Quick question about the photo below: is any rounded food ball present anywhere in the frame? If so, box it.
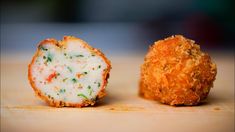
[139,35,217,106]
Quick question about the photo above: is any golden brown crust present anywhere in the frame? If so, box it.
[28,36,111,107]
[139,35,217,106]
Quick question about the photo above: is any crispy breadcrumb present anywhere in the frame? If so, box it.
[139,35,217,106]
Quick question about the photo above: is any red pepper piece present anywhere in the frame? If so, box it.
[46,72,57,82]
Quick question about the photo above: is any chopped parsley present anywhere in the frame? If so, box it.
[46,53,53,63]
[39,45,48,51]
[77,93,88,99]
[98,82,101,87]
[47,57,52,62]
[62,78,68,82]
[59,89,66,93]
[67,66,72,73]
[72,78,77,83]
[55,73,60,79]
[75,55,84,57]
[83,72,88,74]
[87,86,93,95]
[98,65,101,69]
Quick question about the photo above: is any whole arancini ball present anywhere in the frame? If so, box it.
[139,35,217,106]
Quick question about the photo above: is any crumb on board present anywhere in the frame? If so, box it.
[214,107,221,111]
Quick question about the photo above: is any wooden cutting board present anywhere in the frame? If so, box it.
[1,53,234,132]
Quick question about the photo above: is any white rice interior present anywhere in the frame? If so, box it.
[31,40,107,103]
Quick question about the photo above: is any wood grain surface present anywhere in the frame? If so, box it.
[1,53,234,132]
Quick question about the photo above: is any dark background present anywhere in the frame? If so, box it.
[1,0,235,55]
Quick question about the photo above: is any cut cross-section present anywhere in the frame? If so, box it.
[28,36,111,107]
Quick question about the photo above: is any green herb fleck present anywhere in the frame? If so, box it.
[47,57,52,62]
[55,73,60,79]
[70,56,73,59]
[39,45,48,51]
[43,56,46,59]
[59,89,66,93]
[98,82,101,87]
[83,72,88,74]
[63,78,68,82]
[77,93,88,99]
[67,66,72,73]
[64,53,67,56]
[75,55,84,57]
[98,65,101,69]
[72,78,77,83]
[87,86,92,95]
[91,54,95,57]
[88,85,91,89]
[46,53,53,63]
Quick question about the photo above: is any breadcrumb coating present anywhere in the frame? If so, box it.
[139,35,217,106]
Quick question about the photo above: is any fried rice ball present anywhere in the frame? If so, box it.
[139,35,217,106]
[28,36,111,107]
